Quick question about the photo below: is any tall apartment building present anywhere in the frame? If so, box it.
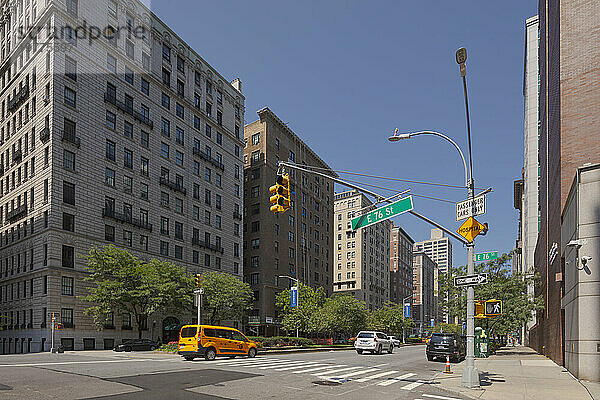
[0,0,245,353]
[333,190,391,311]
[389,225,413,305]
[532,0,600,377]
[412,252,436,334]
[243,107,334,336]
[414,228,452,322]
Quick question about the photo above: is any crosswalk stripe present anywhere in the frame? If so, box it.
[211,359,289,367]
[340,368,380,378]
[274,363,326,371]
[312,366,363,376]
[422,394,462,400]
[376,372,416,386]
[292,365,343,374]
[259,361,308,370]
[401,380,426,390]
[355,370,399,382]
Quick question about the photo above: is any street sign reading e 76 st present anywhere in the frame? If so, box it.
[475,251,498,262]
[351,196,413,230]
[454,273,488,287]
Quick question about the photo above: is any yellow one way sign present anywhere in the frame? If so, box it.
[457,217,486,242]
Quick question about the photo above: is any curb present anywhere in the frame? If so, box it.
[258,346,354,355]
[430,371,484,400]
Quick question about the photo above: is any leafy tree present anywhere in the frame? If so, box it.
[367,302,414,337]
[438,251,544,335]
[200,271,253,325]
[82,246,194,339]
[433,323,462,334]
[275,283,325,334]
[309,293,369,336]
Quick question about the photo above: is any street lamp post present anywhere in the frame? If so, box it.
[277,275,300,338]
[402,294,412,344]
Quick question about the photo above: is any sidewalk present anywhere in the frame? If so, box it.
[433,346,594,400]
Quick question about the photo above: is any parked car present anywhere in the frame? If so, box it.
[114,339,158,352]
[388,335,402,347]
[354,331,394,354]
[426,332,465,362]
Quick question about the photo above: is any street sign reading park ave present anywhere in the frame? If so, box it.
[455,194,486,221]
[475,251,498,262]
[454,273,488,287]
[456,216,486,242]
[351,196,414,230]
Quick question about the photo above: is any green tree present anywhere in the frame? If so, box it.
[433,323,462,334]
[200,271,253,325]
[367,302,414,337]
[82,246,194,339]
[276,283,325,334]
[309,293,369,336]
[438,252,544,335]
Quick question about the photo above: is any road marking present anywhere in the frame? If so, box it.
[212,358,289,366]
[339,368,379,378]
[354,370,399,382]
[372,363,388,368]
[401,380,426,390]
[376,372,416,386]
[259,361,308,369]
[422,394,462,400]
[274,363,327,371]
[0,359,154,368]
[292,365,343,374]
[312,366,363,376]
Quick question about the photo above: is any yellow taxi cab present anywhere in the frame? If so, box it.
[178,324,258,361]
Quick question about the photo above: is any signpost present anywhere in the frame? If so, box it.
[456,217,486,242]
[290,286,298,308]
[456,194,486,221]
[474,251,498,262]
[351,196,413,230]
[454,273,488,287]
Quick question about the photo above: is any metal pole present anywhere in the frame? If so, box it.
[51,313,55,353]
[197,293,201,326]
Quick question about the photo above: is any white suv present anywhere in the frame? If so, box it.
[354,331,393,354]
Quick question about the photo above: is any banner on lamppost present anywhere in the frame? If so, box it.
[404,303,411,318]
[290,286,298,308]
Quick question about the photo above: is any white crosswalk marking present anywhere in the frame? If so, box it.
[401,380,426,390]
[339,368,380,378]
[259,361,308,369]
[355,370,399,382]
[292,365,344,374]
[274,363,327,371]
[422,394,461,400]
[377,372,416,386]
[313,366,363,376]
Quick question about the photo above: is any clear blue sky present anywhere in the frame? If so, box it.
[150,0,538,268]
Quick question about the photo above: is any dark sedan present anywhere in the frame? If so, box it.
[114,339,158,352]
[426,333,465,363]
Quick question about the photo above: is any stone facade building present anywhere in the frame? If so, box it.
[412,251,436,334]
[0,0,245,353]
[389,225,413,306]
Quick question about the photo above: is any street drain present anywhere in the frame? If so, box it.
[313,380,341,386]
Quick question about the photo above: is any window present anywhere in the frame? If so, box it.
[175,246,183,260]
[162,68,170,86]
[216,174,222,188]
[64,86,76,107]
[65,56,77,81]
[161,92,170,109]
[140,157,149,176]
[206,80,212,95]
[140,183,148,200]
[176,103,184,119]
[142,52,150,71]
[67,0,78,16]
[162,44,171,61]
[106,111,116,129]
[176,127,184,145]
[141,78,149,95]
[124,67,134,85]
[252,133,260,145]
[161,142,169,158]
[205,189,211,205]
[123,175,133,193]
[175,151,183,166]
[177,80,185,97]
[62,213,75,232]
[63,181,75,205]
[205,102,212,117]
[63,150,75,171]
[251,150,260,163]
[216,131,222,145]
[177,56,185,73]
[175,197,183,213]
[61,308,74,327]
[161,192,169,207]
[123,148,133,169]
[62,245,74,268]
[61,276,74,295]
[250,273,259,285]
[141,130,149,147]
[105,168,115,186]
[124,121,133,139]
[125,39,134,59]
[216,110,222,125]
[107,54,117,73]
[122,313,131,328]
[205,167,211,182]
[161,118,170,136]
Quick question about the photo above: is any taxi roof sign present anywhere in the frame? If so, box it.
[457,216,486,242]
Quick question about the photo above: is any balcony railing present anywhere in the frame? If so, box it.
[7,204,27,222]
[102,207,153,231]
[159,176,187,195]
[233,211,242,221]
[192,237,224,253]
[104,92,154,129]
[40,127,50,143]
[192,147,225,171]
[7,84,30,113]
[61,130,81,147]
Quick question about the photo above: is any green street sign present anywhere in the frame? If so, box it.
[474,251,498,262]
[351,196,413,230]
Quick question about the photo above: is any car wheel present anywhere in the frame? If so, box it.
[427,354,434,361]
[388,345,393,354]
[125,347,132,352]
[150,346,156,351]
[377,346,382,355]
[205,347,217,361]
[356,349,363,354]
[184,356,194,361]
[247,348,257,358]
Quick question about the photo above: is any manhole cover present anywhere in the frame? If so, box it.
[313,380,342,386]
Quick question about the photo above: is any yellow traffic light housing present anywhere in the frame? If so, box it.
[195,274,201,288]
[269,174,291,213]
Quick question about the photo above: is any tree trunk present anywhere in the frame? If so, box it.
[138,328,143,339]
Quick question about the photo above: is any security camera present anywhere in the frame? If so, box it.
[567,239,587,248]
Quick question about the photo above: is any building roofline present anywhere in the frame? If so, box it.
[392,225,415,244]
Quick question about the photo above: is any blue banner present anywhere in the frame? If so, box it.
[430,318,435,328]
[404,303,410,318]
[290,286,298,308]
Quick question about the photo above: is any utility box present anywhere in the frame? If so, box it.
[475,327,489,358]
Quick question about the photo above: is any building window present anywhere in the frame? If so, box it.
[62,213,75,232]
[162,44,171,61]
[61,308,74,327]
[124,67,134,85]
[162,68,170,86]
[62,245,74,268]
[105,168,115,186]
[123,148,133,169]
[250,273,259,285]
[105,225,115,242]
[106,111,116,129]
[141,130,149,148]
[252,133,260,145]
[61,276,74,296]
[176,127,184,145]
[175,245,183,260]
[176,103,184,119]
[177,80,185,97]
[160,241,169,256]
[123,230,132,247]
[141,78,149,95]
[140,157,149,176]
[161,92,170,109]
[63,181,75,205]
[107,54,117,73]
[63,150,75,171]
[64,87,76,107]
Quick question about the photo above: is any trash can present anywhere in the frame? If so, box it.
[475,327,489,358]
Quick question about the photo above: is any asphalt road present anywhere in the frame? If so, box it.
[0,344,469,400]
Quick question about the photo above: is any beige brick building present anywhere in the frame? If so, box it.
[412,251,436,334]
[243,107,334,336]
[333,190,391,311]
[0,0,245,353]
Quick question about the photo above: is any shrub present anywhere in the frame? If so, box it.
[156,342,178,352]
[246,336,314,348]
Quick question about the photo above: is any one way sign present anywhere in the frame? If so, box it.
[454,273,488,287]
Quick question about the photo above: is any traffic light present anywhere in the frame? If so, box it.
[195,274,201,288]
[485,299,502,317]
[475,300,485,318]
[269,174,290,213]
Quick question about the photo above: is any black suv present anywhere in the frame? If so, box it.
[426,333,465,362]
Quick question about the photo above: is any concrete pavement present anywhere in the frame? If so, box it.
[433,346,594,400]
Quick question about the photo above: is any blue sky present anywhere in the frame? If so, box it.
[150,0,538,268]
